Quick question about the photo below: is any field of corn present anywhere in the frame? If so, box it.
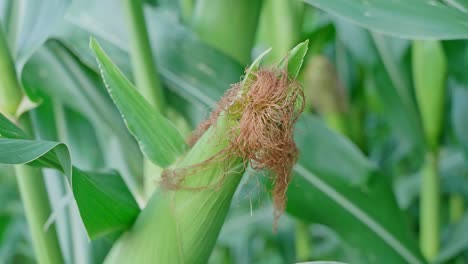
[1,0,468,263]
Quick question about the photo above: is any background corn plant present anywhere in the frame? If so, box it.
[0,0,468,263]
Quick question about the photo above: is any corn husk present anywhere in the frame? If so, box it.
[105,114,243,264]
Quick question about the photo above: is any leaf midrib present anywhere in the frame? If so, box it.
[294,164,423,264]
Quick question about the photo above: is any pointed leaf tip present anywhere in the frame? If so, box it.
[279,40,309,79]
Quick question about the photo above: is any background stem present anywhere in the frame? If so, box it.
[123,0,165,112]
[295,221,310,262]
[15,164,64,264]
[123,0,167,200]
[420,151,440,261]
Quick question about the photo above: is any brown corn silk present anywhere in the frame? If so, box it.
[162,68,304,224]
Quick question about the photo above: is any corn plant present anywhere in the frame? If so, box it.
[1,0,468,264]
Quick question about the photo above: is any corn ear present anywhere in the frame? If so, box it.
[104,41,308,263]
[104,115,242,264]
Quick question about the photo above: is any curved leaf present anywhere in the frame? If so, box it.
[0,114,140,239]
[0,139,70,176]
[304,0,468,40]
[0,114,27,139]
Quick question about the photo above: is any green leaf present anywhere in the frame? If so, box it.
[0,114,140,239]
[0,139,70,175]
[90,38,187,168]
[0,114,27,139]
[72,168,140,239]
[304,0,468,39]
[278,40,309,78]
[443,0,468,13]
[366,63,424,165]
[22,41,143,184]
[436,213,468,263]
[333,17,378,66]
[56,5,244,108]
[294,115,374,185]
[289,115,424,264]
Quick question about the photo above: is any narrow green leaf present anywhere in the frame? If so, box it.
[90,38,187,168]
[278,40,309,78]
[304,0,468,39]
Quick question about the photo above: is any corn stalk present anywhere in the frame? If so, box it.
[412,40,447,261]
[0,27,63,264]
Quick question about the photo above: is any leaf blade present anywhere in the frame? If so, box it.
[304,0,468,39]
[0,114,140,239]
[90,38,187,168]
